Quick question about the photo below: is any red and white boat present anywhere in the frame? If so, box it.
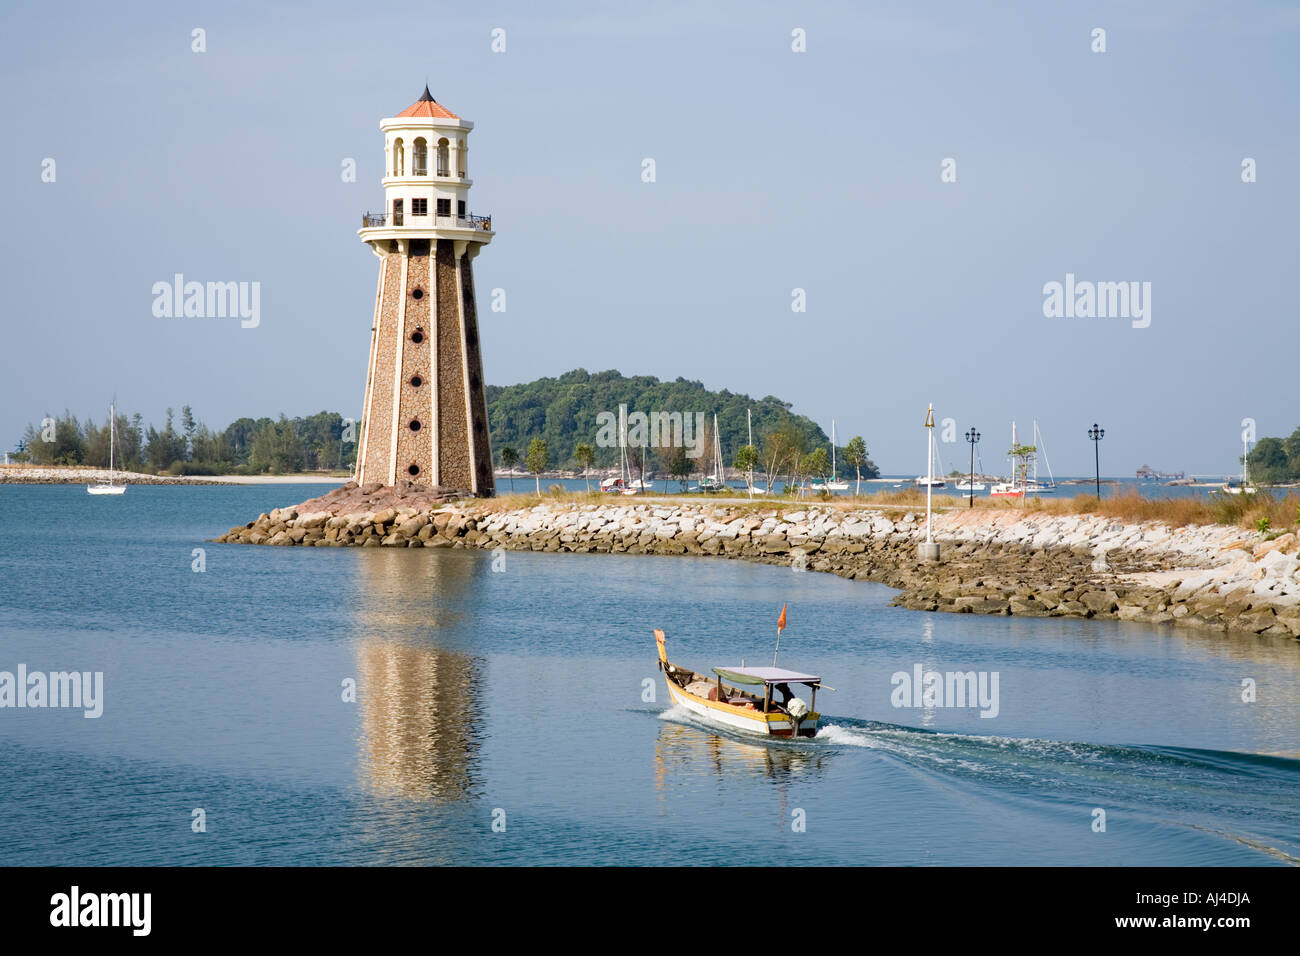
[989,481,1023,498]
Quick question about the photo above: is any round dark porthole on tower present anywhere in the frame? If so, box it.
[411,328,424,344]
[410,375,423,388]
[409,419,421,431]
[411,288,424,300]
[408,464,420,476]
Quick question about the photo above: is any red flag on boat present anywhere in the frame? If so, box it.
[777,603,787,634]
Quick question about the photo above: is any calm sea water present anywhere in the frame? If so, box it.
[1,484,1297,866]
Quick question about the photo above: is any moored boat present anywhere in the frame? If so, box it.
[1215,433,1257,495]
[1218,478,1256,496]
[812,419,850,491]
[655,629,822,738]
[87,401,127,496]
[693,413,729,493]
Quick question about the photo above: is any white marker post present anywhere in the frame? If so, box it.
[919,404,941,562]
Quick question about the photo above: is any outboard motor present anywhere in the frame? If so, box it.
[787,696,809,736]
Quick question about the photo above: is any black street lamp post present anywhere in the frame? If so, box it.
[1088,424,1105,499]
[965,427,980,508]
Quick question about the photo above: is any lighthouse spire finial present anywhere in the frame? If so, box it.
[419,83,435,103]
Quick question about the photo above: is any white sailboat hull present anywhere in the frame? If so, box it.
[808,481,848,491]
[87,483,126,495]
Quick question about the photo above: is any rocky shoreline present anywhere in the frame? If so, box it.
[214,489,1300,640]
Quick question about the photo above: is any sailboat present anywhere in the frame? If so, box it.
[956,443,986,492]
[744,408,765,496]
[695,414,728,493]
[914,424,946,489]
[1219,433,1257,495]
[990,421,1025,498]
[624,431,654,494]
[1024,420,1056,494]
[603,409,633,493]
[87,402,127,495]
[811,420,849,492]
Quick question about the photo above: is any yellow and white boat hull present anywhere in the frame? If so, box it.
[664,675,819,738]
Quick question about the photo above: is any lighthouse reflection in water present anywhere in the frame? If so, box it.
[353,549,484,803]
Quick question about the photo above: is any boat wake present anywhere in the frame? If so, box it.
[813,722,875,747]
[658,709,1300,863]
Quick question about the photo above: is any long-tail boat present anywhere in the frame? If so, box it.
[654,629,822,738]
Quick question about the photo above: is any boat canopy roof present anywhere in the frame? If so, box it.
[712,666,821,687]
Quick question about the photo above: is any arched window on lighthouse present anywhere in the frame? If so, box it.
[457,139,466,177]
[412,138,428,176]
[436,138,450,177]
[393,138,405,176]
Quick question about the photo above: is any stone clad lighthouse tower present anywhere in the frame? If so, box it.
[354,86,495,495]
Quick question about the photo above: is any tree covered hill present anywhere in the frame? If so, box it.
[486,368,864,472]
[12,369,884,478]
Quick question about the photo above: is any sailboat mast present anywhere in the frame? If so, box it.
[109,402,115,475]
[1011,420,1018,490]
[747,409,754,495]
[1035,420,1055,488]
[1032,420,1038,484]
[713,413,722,480]
[831,419,837,480]
[618,404,628,486]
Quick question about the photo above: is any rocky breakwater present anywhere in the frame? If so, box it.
[215,495,1300,640]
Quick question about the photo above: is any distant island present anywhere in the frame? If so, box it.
[8,369,880,481]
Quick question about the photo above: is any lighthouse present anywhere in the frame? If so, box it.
[354,86,495,495]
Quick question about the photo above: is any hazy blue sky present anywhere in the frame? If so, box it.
[2,0,1296,475]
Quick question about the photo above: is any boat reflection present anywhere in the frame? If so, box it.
[653,718,829,791]
[353,548,486,802]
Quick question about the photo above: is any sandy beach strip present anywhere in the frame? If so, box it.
[1,466,348,486]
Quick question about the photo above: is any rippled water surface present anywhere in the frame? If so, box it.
[1,484,1297,865]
